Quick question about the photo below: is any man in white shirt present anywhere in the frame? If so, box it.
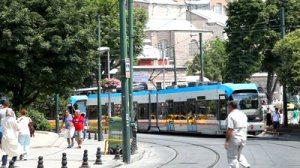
[225,101,250,168]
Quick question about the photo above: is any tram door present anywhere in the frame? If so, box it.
[218,94,227,130]
[148,91,159,129]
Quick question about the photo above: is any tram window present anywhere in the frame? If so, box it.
[114,104,121,117]
[197,96,205,100]
[87,105,97,119]
[187,99,196,114]
[219,99,227,120]
[166,100,174,114]
[206,100,217,119]
[174,102,186,119]
[138,104,149,119]
[196,99,206,114]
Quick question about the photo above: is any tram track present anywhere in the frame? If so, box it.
[138,139,179,168]
[139,136,220,168]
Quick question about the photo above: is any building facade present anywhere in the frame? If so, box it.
[134,0,229,88]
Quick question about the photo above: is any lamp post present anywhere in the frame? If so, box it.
[98,47,112,118]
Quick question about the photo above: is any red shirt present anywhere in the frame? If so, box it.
[72,115,84,131]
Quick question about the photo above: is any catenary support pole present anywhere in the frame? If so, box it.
[280,1,288,127]
[55,94,59,133]
[119,0,131,163]
[128,0,137,151]
[199,33,204,83]
[97,15,103,141]
[172,46,177,86]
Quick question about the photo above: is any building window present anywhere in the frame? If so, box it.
[214,3,223,15]
[158,40,171,58]
[189,40,199,57]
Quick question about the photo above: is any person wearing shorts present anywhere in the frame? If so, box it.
[60,111,75,148]
[72,110,84,148]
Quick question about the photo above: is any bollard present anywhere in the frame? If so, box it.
[94,147,102,165]
[8,160,14,168]
[37,156,44,168]
[62,152,67,168]
[80,150,90,168]
[88,132,91,140]
[94,132,97,140]
[114,146,120,160]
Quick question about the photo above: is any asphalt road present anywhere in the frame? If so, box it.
[129,133,300,168]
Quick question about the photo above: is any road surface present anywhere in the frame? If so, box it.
[129,133,300,168]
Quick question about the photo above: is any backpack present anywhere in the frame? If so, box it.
[28,121,35,137]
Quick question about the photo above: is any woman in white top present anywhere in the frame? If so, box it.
[17,109,32,160]
[1,109,21,167]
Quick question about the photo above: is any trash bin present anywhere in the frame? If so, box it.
[108,116,122,153]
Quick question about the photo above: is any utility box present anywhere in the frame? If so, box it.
[108,116,122,153]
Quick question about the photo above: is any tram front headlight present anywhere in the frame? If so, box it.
[255,117,261,121]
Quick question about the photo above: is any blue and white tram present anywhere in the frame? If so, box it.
[71,83,265,135]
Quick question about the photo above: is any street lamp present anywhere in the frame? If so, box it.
[98,47,112,118]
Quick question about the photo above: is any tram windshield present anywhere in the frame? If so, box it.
[232,92,262,121]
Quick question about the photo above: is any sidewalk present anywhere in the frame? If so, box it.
[12,131,146,168]
[260,126,300,140]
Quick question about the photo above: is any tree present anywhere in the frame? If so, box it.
[262,0,300,103]
[187,39,228,82]
[83,0,147,77]
[273,29,300,94]
[224,0,300,103]
[0,0,147,109]
[0,0,97,109]
[224,0,266,83]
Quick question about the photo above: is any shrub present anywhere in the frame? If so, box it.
[27,110,51,131]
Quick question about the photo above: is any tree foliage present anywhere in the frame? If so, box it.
[0,0,147,109]
[187,39,227,82]
[0,0,97,109]
[273,29,300,94]
[224,0,266,83]
[224,0,300,103]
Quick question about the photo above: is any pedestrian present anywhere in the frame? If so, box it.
[292,107,299,125]
[60,110,75,148]
[1,109,21,167]
[17,108,33,160]
[266,107,272,127]
[225,101,250,168]
[72,110,84,149]
[279,109,284,125]
[272,108,280,135]
[80,113,88,140]
[0,101,16,167]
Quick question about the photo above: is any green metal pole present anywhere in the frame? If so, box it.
[97,15,103,141]
[119,0,131,163]
[280,2,288,127]
[128,0,137,152]
[128,0,134,126]
[172,46,177,86]
[55,94,59,133]
[199,33,204,83]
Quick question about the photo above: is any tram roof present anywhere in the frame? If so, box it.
[156,83,257,96]
[69,95,88,105]
[85,83,258,99]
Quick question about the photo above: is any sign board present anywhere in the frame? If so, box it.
[125,58,130,78]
